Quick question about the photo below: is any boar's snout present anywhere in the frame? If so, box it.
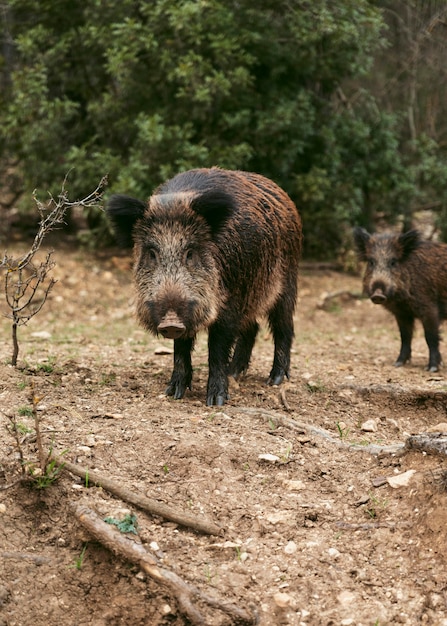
[370,288,387,304]
[157,310,186,339]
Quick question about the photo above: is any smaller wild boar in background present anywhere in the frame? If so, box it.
[106,167,302,406]
[353,227,447,372]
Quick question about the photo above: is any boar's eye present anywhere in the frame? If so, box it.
[144,246,158,263]
[367,258,375,269]
[389,258,398,268]
[184,248,197,265]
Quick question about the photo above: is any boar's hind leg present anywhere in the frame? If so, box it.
[394,312,414,367]
[165,337,194,400]
[228,322,259,380]
[207,323,237,406]
[267,294,295,386]
[422,317,442,372]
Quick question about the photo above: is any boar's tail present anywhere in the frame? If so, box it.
[106,194,147,248]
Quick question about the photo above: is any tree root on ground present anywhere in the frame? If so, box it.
[234,407,405,456]
[59,459,223,536]
[73,505,256,626]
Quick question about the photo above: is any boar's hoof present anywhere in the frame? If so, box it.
[370,289,387,304]
[267,372,287,386]
[207,394,227,407]
[157,310,186,339]
[165,374,191,400]
[427,364,440,373]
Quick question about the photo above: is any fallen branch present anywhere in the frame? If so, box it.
[74,505,255,626]
[60,459,223,536]
[1,551,51,564]
[233,407,405,456]
[405,433,447,456]
[335,520,411,531]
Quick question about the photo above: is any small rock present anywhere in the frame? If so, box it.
[77,445,92,455]
[161,604,172,615]
[361,419,377,432]
[284,541,297,555]
[387,469,417,488]
[273,592,292,608]
[0,504,6,515]
[427,422,447,434]
[258,453,280,463]
[327,547,341,559]
[154,346,173,355]
[31,331,52,339]
[337,590,356,605]
[283,479,305,491]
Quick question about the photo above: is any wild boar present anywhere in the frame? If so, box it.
[354,226,447,371]
[106,167,302,405]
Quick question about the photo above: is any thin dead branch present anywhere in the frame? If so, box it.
[0,551,51,565]
[0,175,107,366]
[73,505,255,626]
[60,459,223,537]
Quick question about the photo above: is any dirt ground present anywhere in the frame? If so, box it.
[1,244,447,626]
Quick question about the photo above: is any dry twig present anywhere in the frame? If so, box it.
[0,175,107,365]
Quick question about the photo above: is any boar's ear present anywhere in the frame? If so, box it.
[398,229,421,259]
[353,227,371,260]
[105,194,147,247]
[189,190,234,235]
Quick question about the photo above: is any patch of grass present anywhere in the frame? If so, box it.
[17,380,27,391]
[99,371,116,385]
[26,454,66,489]
[14,422,33,435]
[336,421,350,440]
[18,405,33,417]
[203,563,216,584]
[35,356,57,373]
[365,492,388,519]
[70,544,88,570]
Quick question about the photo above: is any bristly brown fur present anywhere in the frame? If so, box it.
[353,227,447,372]
[106,167,302,405]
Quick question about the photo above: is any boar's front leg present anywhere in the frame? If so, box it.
[165,337,194,399]
[394,311,414,367]
[267,293,295,386]
[207,322,237,406]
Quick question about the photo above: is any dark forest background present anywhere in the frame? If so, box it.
[1,0,447,259]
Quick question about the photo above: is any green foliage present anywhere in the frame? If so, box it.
[104,513,138,535]
[4,1,446,256]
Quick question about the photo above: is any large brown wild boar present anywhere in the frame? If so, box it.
[353,226,447,372]
[106,167,302,405]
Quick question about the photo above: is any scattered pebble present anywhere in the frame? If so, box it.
[31,331,52,339]
[284,541,297,555]
[154,346,173,355]
[387,469,417,488]
[361,419,377,432]
[273,591,292,608]
[327,547,341,559]
[258,453,280,463]
[427,422,447,433]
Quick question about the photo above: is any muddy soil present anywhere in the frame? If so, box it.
[1,245,447,626]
